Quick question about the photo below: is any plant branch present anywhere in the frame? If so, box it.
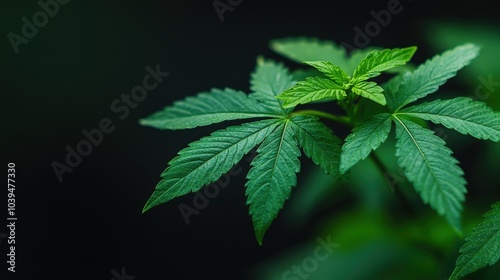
[370,152,415,217]
[291,109,351,126]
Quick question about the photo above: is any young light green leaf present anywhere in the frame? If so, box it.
[399,97,500,141]
[142,119,281,213]
[344,47,380,75]
[303,61,350,85]
[290,115,342,177]
[340,113,392,173]
[387,44,480,111]
[245,120,301,245]
[449,201,500,280]
[394,116,466,232]
[139,88,275,130]
[351,81,387,105]
[352,47,417,82]
[269,37,350,71]
[250,58,296,114]
[277,77,347,108]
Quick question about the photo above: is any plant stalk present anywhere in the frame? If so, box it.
[370,152,415,217]
[291,110,351,126]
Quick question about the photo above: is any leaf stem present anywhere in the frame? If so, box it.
[291,110,351,126]
[370,152,415,217]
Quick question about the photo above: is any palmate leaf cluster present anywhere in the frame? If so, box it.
[140,37,500,277]
[141,58,342,245]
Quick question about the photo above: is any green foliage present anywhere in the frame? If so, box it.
[278,46,416,107]
[290,115,342,177]
[449,201,500,279]
[393,117,466,232]
[399,97,500,141]
[340,113,392,173]
[303,61,349,84]
[141,57,342,244]
[269,36,382,75]
[352,47,416,82]
[141,119,280,212]
[269,37,351,72]
[350,81,386,106]
[277,76,347,107]
[139,88,272,130]
[245,120,301,245]
[140,35,500,270]
[385,43,479,111]
[250,57,295,115]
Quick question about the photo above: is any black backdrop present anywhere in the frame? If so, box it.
[1,0,499,279]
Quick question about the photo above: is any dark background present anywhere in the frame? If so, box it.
[1,0,499,279]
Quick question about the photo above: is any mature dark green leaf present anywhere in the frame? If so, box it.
[382,74,404,97]
[245,120,301,244]
[394,117,466,232]
[250,58,296,114]
[142,119,280,212]
[340,113,392,173]
[290,115,342,177]
[449,201,500,280]
[399,97,500,141]
[387,44,479,111]
[139,88,274,130]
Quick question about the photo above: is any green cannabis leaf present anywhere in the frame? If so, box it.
[449,201,500,280]
[385,43,479,111]
[398,97,500,141]
[141,36,500,253]
[352,47,417,82]
[350,81,386,106]
[250,57,296,115]
[141,58,342,244]
[277,76,347,108]
[339,43,485,232]
[289,115,342,177]
[245,119,301,245]
[277,46,416,107]
[139,88,273,130]
[302,61,350,84]
[393,117,466,232]
[141,119,281,212]
[340,113,392,173]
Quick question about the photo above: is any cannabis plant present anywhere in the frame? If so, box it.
[140,37,500,279]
